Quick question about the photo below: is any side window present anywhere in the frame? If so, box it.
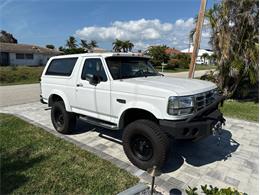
[45,58,78,76]
[81,58,107,81]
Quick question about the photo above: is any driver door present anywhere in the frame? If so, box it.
[75,57,111,121]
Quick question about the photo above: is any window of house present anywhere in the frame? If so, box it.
[16,53,24,59]
[16,53,34,60]
[25,54,33,59]
[81,58,107,81]
[45,58,78,76]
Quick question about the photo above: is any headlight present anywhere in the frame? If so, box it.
[168,96,195,116]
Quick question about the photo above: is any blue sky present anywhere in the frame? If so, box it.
[0,0,218,51]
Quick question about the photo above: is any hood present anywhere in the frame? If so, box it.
[120,76,217,96]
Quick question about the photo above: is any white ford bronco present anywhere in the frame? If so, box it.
[40,53,225,170]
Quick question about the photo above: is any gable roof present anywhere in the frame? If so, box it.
[165,48,181,55]
[0,42,62,55]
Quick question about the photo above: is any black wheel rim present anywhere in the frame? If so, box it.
[131,134,153,161]
[54,108,64,128]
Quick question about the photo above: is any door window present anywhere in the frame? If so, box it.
[81,58,107,81]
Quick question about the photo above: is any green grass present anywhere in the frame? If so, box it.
[0,66,44,85]
[156,64,216,73]
[221,100,259,122]
[0,114,138,194]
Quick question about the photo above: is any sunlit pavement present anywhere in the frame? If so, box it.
[1,102,258,194]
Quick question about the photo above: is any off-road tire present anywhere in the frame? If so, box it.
[122,119,169,170]
[51,101,76,134]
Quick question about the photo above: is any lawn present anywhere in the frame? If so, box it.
[221,100,259,122]
[0,114,138,194]
[0,66,44,85]
[156,64,216,73]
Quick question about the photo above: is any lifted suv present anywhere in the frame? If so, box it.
[40,53,225,170]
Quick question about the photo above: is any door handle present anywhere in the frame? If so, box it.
[76,83,83,87]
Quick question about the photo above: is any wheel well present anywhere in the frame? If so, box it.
[119,108,158,129]
[48,94,63,107]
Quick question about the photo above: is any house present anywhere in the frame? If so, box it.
[165,47,181,55]
[181,45,213,64]
[92,47,107,53]
[0,43,62,66]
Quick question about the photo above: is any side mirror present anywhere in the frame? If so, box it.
[85,74,100,85]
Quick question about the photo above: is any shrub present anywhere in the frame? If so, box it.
[167,59,180,69]
[185,185,247,195]
[167,53,191,69]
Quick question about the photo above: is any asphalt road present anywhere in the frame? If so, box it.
[0,70,212,107]
[0,83,40,107]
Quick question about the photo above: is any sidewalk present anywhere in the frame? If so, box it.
[1,102,258,194]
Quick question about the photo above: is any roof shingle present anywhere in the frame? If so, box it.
[0,42,62,55]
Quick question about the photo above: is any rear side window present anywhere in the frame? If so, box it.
[45,58,78,76]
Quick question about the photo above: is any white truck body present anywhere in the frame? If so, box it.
[41,53,216,125]
[40,52,225,170]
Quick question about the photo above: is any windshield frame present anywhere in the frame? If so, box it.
[105,56,160,80]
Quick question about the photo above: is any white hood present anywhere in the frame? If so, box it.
[119,76,217,96]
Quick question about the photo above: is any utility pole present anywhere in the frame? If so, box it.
[188,0,207,78]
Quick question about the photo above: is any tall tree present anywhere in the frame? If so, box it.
[113,39,123,52]
[146,45,170,66]
[125,40,134,52]
[46,44,55,49]
[192,0,258,98]
[80,40,98,52]
[66,36,77,49]
[80,40,88,49]
[89,40,98,48]
[0,30,18,43]
[112,39,134,52]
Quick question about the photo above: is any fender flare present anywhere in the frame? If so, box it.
[48,90,72,111]
[118,101,163,128]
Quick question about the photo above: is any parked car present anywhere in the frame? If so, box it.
[40,53,225,170]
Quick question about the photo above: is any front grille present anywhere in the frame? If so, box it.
[195,90,215,111]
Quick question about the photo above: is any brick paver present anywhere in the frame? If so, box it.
[0,102,258,194]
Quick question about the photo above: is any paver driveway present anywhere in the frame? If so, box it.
[0,102,258,194]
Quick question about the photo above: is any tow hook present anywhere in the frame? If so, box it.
[212,119,225,145]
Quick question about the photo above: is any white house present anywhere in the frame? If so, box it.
[181,45,213,65]
[0,43,62,66]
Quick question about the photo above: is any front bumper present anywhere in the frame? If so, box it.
[160,95,225,140]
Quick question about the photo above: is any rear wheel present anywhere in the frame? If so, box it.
[122,119,169,170]
[51,101,76,134]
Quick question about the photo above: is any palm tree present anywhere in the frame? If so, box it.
[80,40,98,52]
[80,40,88,48]
[66,36,77,49]
[125,40,134,52]
[112,39,134,52]
[190,0,258,98]
[112,39,123,52]
[89,40,98,48]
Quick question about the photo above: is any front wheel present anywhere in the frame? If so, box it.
[122,120,169,170]
[51,101,76,134]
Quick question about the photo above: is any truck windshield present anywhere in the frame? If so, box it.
[105,57,160,80]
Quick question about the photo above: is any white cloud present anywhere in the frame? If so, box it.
[75,18,211,50]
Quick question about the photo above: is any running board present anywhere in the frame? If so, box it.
[80,116,118,130]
